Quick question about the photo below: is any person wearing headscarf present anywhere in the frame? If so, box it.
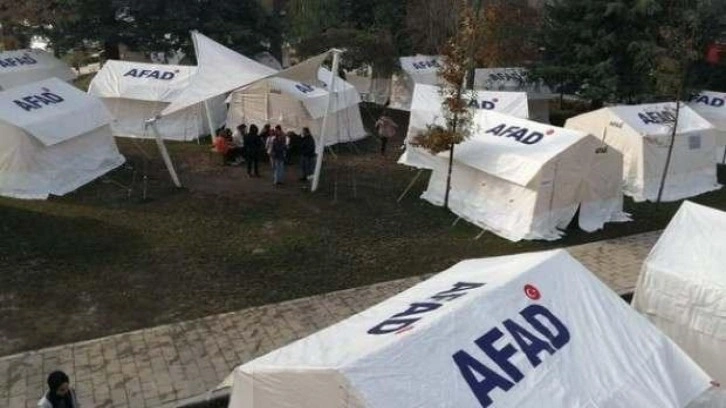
[38,371,79,408]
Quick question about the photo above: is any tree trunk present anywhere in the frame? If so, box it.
[444,143,455,209]
[655,100,681,210]
[104,39,120,61]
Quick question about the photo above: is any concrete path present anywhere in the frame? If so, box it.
[0,231,661,408]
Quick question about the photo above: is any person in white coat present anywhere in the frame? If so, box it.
[37,371,79,408]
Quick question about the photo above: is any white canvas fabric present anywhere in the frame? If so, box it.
[228,249,713,408]
[565,103,721,202]
[474,68,555,123]
[0,49,76,91]
[389,55,443,111]
[88,60,226,140]
[161,32,277,116]
[406,110,626,241]
[632,201,726,384]
[0,78,124,199]
[400,83,530,170]
[688,90,726,162]
[226,72,366,146]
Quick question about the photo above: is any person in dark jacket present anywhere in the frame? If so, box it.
[38,371,79,408]
[299,127,316,181]
[244,124,263,177]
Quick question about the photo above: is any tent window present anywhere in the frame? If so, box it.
[688,135,702,150]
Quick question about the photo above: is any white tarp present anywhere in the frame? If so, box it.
[161,32,276,117]
[400,83,530,170]
[88,60,226,140]
[229,249,714,408]
[405,110,627,241]
[226,72,366,146]
[474,68,555,123]
[565,103,721,202]
[632,201,726,383]
[0,49,76,91]
[0,78,124,199]
[389,55,443,111]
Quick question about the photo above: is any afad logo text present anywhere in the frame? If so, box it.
[124,68,177,80]
[0,53,38,68]
[690,94,725,108]
[485,123,553,145]
[13,87,64,112]
[453,284,571,407]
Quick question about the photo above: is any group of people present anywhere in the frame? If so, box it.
[213,123,317,185]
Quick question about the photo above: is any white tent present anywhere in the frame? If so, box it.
[0,49,76,91]
[0,78,124,199]
[405,109,627,241]
[226,69,366,146]
[88,60,226,141]
[389,55,444,111]
[632,201,726,383]
[228,249,716,408]
[474,67,555,124]
[565,103,721,202]
[688,90,726,161]
[401,83,531,170]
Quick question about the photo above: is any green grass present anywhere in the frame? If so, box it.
[1,130,725,356]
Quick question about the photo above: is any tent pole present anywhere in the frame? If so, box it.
[397,169,423,203]
[190,29,215,145]
[312,49,342,192]
[146,117,182,188]
[655,101,681,209]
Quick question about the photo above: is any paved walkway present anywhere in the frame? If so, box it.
[0,231,661,408]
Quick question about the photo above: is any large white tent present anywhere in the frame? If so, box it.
[688,90,726,161]
[565,103,721,202]
[401,83,530,170]
[0,49,76,91]
[0,78,124,199]
[228,249,717,407]
[88,60,226,141]
[632,201,726,383]
[474,67,555,123]
[403,109,627,241]
[389,55,444,111]
[226,68,366,146]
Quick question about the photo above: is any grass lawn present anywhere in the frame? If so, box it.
[1,112,725,356]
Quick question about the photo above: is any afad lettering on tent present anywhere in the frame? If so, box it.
[638,110,677,125]
[295,83,315,94]
[485,123,553,145]
[412,59,440,70]
[689,93,725,108]
[367,281,486,335]
[123,68,177,80]
[453,284,572,408]
[0,53,38,68]
[468,98,499,110]
[13,87,64,112]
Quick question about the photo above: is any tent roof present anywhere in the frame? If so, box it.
[474,67,554,97]
[161,31,277,116]
[0,49,76,90]
[592,103,714,137]
[645,201,726,289]
[688,90,726,131]
[232,249,710,408]
[399,55,442,84]
[451,110,587,186]
[88,60,196,103]
[0,77,111,146]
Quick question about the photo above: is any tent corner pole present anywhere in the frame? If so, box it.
[203,100,216,144]
[146,117,182,188]
[311,50,342,192]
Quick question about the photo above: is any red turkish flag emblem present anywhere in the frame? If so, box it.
[524,284,541,300]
